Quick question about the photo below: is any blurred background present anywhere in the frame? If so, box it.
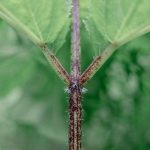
[0,19,150,150]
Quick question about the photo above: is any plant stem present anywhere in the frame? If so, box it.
[69,82,82,150]
[69,0,81,149]
[71,0,80,79]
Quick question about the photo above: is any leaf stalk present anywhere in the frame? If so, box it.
[41,45,70,84]
[79,43,118,85]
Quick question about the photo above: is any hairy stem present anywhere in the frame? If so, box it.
[41,45,70,84]
[69,0,82,150]
[79,43,118,85]
[71,0,80,79]
[69,82,82,150]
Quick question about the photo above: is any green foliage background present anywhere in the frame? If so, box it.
[0,17,150,150]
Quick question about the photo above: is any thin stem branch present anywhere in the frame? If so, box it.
[41,45,70,85]
[69,0,82,150]
[79,43,118,85]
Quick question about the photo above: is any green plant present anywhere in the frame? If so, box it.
[0,0,150,150]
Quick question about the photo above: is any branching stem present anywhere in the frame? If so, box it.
[41,3,119,150]
[69,0,82,150]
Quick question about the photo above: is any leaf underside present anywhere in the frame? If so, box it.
[81,0,150,54]
[0,0,71,52]
[0,0,150,69]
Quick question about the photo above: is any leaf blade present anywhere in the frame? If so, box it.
[0,0,71,49]
[81,0,150,52]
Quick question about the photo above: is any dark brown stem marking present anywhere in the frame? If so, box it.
[41,45,70,84]
[79,43,118,85]
[69,81,82,150]
[69,0,81,150]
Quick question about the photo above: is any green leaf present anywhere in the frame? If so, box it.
[0,0,70,50]
[81,0,150,52]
